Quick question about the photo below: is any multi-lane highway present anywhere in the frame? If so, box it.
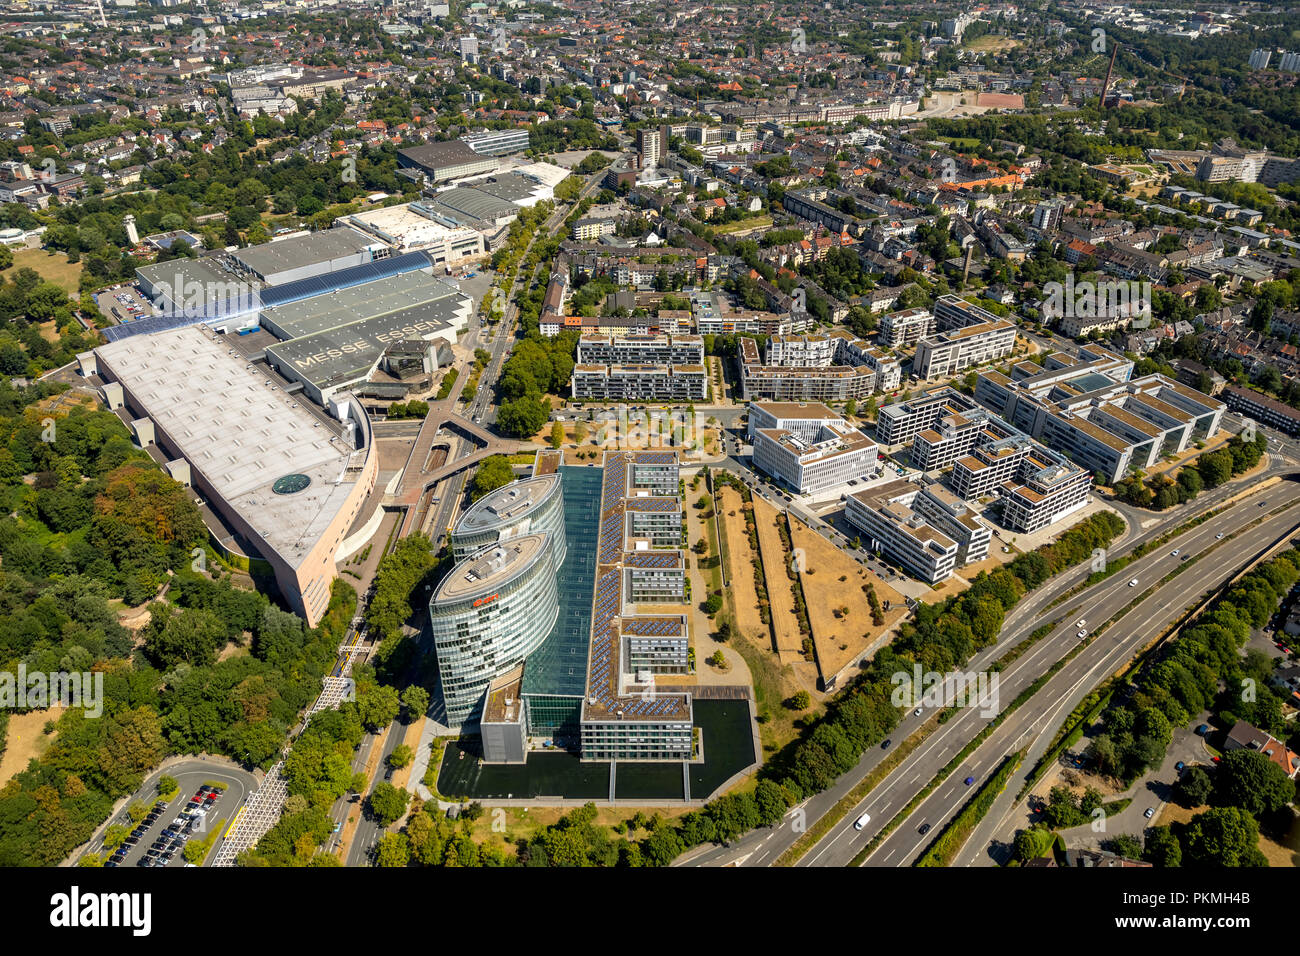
[834,488,1300,868]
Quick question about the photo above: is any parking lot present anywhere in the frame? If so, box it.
[92,762,254,869]
[95,284,152,325]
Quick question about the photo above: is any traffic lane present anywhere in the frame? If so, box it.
[799,491,1300,867]
[862,500,1300,868]
[103,761,255,869]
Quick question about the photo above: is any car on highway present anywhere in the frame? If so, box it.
[1144,807,1156,819]
[854,812,871,830]
[881,738,892,750]
[1128,578,1138,587]
[1171,549,1179,556]
[1075,618,1086,628]
[1216,533,1224,539]
[918,823,931,835]
[1077,629,1087,639]
[1181,554,1191,561]
[913,707,923,717]
[964,776,975,786]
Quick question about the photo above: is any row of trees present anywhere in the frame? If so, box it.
[1113,434,1266,509]
[1087,549,1300,786]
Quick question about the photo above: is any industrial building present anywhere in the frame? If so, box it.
[81,324,378,627]
[397,140,500,183]
[227,226,386,285]
[260,269,473,406]
[336,201,487,259]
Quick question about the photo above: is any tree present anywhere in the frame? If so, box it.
[375,832,410,867]
[388,744,414,770]
[1143,825,1182,866]
[707,649,726,668]
[786,690,811,710]
[367,782,410,826]
[497,395,550,438]
[157,775,177,798]
[400,685,430,723]
[357,683,401,733]
[1211,750,1295,818]
[550,421,564,449]
[1180,806,1266,867]
[470,455,514,501]
[1173,766,1212,808]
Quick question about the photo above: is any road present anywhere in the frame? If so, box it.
[678,463,1300,867]
[852,490,1300,869]
[420,164,612,546]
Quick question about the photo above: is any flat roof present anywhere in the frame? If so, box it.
[230,226,378,280]
[752,400,840,420]
[261,269,462,340]
[458,474,561,533]
[94,324,363,571]
[266,296,468,388]
[435,533,551,602]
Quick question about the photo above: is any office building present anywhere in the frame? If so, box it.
[429,533,560,725]
[581,451,693,761]
[452,474,567,562]
[461,128,531,156]
[748,401,880,493]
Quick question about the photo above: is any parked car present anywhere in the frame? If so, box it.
[881,739,892,750]
[1175,761,1185,773]
[1144,807,1156,819]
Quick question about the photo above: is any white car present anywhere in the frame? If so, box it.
[1077,629,1087,639]
[1129,579,1138,587]
[854,812,871,831]
[1171,550,1179,557]
[1075,619,1086,628]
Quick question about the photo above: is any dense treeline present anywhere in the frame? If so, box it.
[1114,434,1266,509]
[0,398,358,865]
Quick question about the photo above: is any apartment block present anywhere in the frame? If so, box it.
[877,307,936,348]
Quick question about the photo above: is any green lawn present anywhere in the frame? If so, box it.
[3,248,84,295]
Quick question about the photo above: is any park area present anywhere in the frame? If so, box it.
[2,248,83,295]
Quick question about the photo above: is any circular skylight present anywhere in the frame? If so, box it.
[272,473,311,495]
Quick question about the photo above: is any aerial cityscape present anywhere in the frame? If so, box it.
[0,0,1298,908]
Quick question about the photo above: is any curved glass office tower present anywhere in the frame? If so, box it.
[429,532,559,725]
[451,474,567,564]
